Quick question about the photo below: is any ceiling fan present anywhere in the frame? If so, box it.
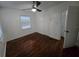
[22,1,42,12]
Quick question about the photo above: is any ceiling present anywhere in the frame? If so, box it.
[0,1,65,10]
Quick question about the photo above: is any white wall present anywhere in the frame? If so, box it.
[0,10,6,57]
[36,2,79,48]
[0,8,37,41]
[36,2,69,40]
[0,12,2,56]
[36,7,61,40]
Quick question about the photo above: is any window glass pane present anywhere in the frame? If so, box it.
[20,16,31,29]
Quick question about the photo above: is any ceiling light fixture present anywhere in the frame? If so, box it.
[32,8,36,12]
[31,1,42,12]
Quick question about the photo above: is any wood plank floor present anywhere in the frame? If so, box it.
[63,46,79,57]
[6,32,64,57]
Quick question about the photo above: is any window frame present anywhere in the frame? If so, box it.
[20,15,32,30]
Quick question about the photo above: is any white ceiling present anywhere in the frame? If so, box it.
[0,1,65,10]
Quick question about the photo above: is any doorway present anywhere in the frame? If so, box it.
[64,6,79,48]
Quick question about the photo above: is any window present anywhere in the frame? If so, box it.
[20,16,31,29]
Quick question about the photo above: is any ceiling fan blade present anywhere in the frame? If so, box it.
[21,1,42,12]
[37,9,42,12]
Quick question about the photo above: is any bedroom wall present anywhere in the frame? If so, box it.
[36,2,68,40]
[36,2,79,47]
[36,9,61,40]
[0,12,2,56]
[0,10,6,57]
[0,8,37,41]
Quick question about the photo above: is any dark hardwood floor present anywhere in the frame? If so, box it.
[6,32,64,57]
[63,46,79,57]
